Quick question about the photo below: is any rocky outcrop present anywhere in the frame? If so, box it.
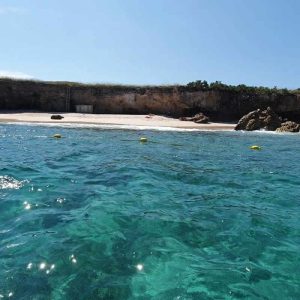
[179,112,210,123]
[276,121,300,132]
[235,107,282,131]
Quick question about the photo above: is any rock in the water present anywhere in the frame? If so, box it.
[51,115,64,120]
[235,107,281,131]
[235,110,260,131]
[179,113,209,124]
[249,268,272,283]
[276,121,300,132]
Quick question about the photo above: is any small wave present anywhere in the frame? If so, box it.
[239,129,299,136]
[0,176,28,190]
[4,122,232,132]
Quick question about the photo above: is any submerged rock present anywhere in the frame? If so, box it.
[51,115,64,120]
[179,112,209,124]
[235,107,281,131]
[276,121,300,132]
[248,268,272,283]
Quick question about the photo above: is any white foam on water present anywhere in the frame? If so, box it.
[3,122,299,135]
[238,129,300,136]
[4,122,231,132]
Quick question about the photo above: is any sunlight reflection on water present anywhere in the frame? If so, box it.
[0,125,300,299]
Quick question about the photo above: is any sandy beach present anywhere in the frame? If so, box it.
[0,112,235,130]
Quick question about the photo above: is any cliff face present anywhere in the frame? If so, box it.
[0,79,300,121]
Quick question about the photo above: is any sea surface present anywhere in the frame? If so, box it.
[0,124,300,300]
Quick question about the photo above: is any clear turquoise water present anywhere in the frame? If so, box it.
[0,124,300,300]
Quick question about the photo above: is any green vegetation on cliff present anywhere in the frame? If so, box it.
[186,80,299,96]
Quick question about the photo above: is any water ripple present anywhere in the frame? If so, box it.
[0,124,300,299]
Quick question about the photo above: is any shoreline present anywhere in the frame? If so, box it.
[0,112,236,131]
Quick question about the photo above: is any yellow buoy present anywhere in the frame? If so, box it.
[250,145,261,150]
[140,137,148,143]
[53,134,62,139]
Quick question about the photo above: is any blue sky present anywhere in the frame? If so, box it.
[0,0,299,88]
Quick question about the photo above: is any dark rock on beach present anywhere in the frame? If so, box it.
[235,107,281,131]
[276,121,300,132]
[51,115,64,120]
[179,112,210,124]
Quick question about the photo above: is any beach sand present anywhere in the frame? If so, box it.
[0,112,236,130]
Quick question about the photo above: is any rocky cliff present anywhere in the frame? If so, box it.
[0,78,300,121]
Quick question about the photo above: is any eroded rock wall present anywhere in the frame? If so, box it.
[1,79,300,121]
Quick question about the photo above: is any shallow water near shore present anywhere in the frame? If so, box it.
[0,124,300,299]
